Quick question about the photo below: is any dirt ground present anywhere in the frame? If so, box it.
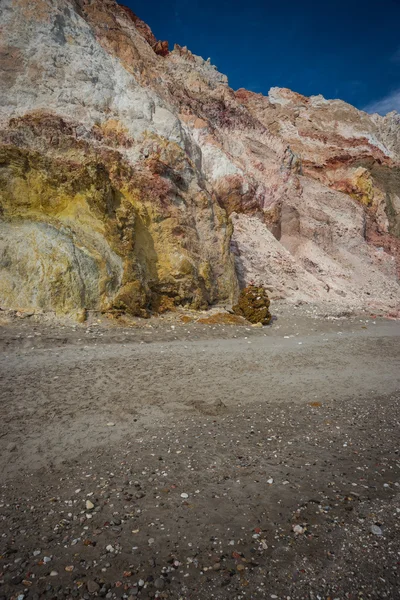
[0,304,399,600]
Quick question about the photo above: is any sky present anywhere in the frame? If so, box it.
[123,0,400,115]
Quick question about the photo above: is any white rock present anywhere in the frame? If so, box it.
[293,524,305,534]
[370,524,383,536]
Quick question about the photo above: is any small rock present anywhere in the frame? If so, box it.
[87,580,100,594]
[293,524,305,535]
[86,500,95,510]
[106,422,115,427]
[180,493,189,499]
[154,578,165,590]
[370,524,383,536]
[50,571,58,577]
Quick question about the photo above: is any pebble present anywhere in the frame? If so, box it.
[180,493,189,498]
[293,524,305,534]
[86,500,94,510]
[87,580,100,594]
[154,577,165,590]
[50,571,58,577]
[370,524,383,536]
[106,422,115,427]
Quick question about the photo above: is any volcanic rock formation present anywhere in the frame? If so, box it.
[0,0,399,317]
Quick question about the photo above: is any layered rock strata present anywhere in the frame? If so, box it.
[0,0,399,317]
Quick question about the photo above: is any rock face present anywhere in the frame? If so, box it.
[0,0,399,317]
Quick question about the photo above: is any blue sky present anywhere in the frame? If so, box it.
[123,0,400,115]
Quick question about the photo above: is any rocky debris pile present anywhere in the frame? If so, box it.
[232,285,272,325]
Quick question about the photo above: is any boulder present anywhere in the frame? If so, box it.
[233,285,272,325]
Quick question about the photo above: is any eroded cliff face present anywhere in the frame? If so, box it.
[0,0,399,317]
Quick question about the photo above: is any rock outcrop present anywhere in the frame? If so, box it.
[0,0,399,317]
[233,285,271,325]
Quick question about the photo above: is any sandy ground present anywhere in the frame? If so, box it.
[0,305,399,599]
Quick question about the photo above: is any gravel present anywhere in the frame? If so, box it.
[0,309,399,598]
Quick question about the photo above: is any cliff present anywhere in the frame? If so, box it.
[1,0,399,318]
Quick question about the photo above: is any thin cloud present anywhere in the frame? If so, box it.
[391,47,400,63]
[364,88,400,115]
